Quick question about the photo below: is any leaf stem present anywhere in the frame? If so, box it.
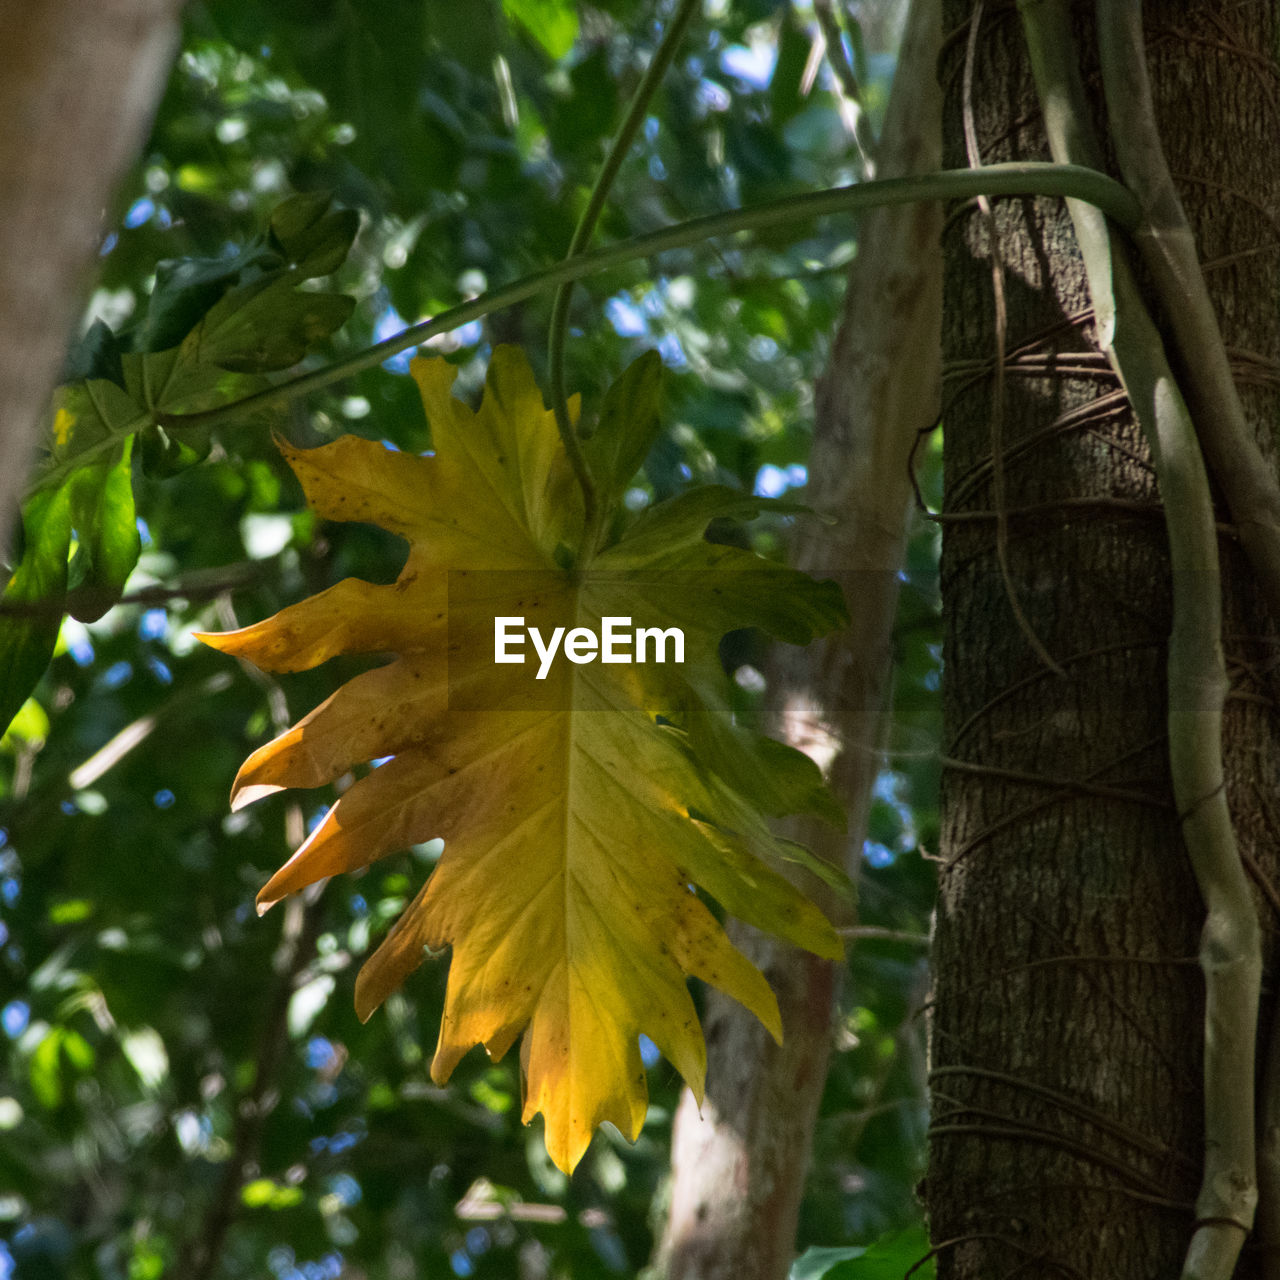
[139,163,1138,444]
[547,0,700,536]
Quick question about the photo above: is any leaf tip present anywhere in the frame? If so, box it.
[231,781,282,811]
[818,932,845,963]
[761,989,784,1047]
[191,629,230,653]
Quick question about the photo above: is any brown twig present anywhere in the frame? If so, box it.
[0,562,267,618]
[812,0,878,172]
[169,891,326,1280]
[169,597,325,1280]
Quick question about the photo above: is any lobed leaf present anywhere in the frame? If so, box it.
[202,345,848,1171]
[35,191,358,499]
[7,193,362,721]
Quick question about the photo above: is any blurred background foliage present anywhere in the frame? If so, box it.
[0,0,940,1276]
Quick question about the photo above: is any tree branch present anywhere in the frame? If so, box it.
[116,163,1138,445]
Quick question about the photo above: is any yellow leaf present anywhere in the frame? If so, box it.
[199,347,847,1172]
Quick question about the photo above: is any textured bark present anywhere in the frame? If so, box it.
[926,3,1280,1277]
[653,2,943,1276]
[0,0,182,548]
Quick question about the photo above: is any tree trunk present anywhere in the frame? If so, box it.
[0,0,183,549]
[926,3,1280,1276]
[654,2,942,1275]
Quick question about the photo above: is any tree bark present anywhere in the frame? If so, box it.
[926,3,1280,1276]
[0,0,183,550]
[654,2,943,1275]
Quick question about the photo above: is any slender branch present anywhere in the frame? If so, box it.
[929,1102,1177,1199]
[939,753,1167,808]
[1092,15,1280,1270]
[67,671,233,791]
[169,595,325,1280]
[811,0,878,172]
[841,925,931,946]
[1021,6,1260,1278]
[546,0,699,536]
[0,562,266,617]
[116,163,1138,445]
[170,889,326,1280]
[931,1064,1198,1167]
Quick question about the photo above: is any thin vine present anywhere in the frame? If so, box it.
[1020,5,1261,1278]
[545,0,700,540]
[120,162,1138,459]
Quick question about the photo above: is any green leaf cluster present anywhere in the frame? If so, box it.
[1,193,358,733]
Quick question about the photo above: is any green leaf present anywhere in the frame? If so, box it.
[584,349,665,513]
[240,1178,305,1210]
[33,190,359,499]
[140,240,280,354]
[600,533,849,649]
[3,696,49,747]
[66,440,141,623]
[792,1246,869,1280]
[39,354,253,496]
[132,191,356,371]
[120,1027,169,1091]
[681,690,847,831]
[425,0,503,70]
[608,484,814,561]
[0,486,73,734]
[124,343,265,417]
[185,272,355,374]
[771,834,858,901]
[560,48,620,152]
[49,378,147,469]
[688,545,848,645]
[790,1227,934,1280]
[136,422,214,478]
[30,1030,66,1109]
[268,191,361,277]
[62,319,126,389]
[770,9,814,128]
[502,0,579,59]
